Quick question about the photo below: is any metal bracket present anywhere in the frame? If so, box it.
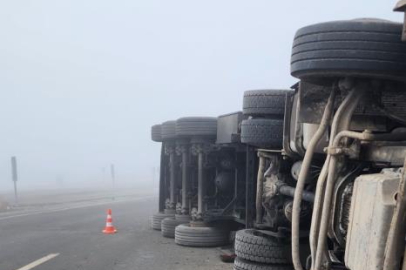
[324,146,345,156]
[393,1,406,43]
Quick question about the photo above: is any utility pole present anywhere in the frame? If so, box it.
[110,164,115,200]
[110,164,115,186]
[11,156,18,205]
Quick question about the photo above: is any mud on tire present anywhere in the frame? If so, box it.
[234,229,291,264]
[241,119,283,149]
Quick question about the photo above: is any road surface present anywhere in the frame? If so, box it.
[0,196,231,270]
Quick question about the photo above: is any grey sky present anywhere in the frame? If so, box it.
[0,0,401,190]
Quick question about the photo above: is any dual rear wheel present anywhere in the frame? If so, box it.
[233,229,294,270]
[160,215,191,238]
[150,212,175,231]
[241,90,290,149]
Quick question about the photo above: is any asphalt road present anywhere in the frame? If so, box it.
[0,196,231,270]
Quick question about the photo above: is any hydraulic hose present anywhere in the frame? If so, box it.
[313,87,366,270]
[291,88,336,270]
[309,156,330,265]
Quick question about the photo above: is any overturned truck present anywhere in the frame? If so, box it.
[150,6,406,270]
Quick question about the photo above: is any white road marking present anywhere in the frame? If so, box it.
[0,195,154,221]
[15,253,59,270]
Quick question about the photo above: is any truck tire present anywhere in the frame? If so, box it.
[151,124,162,142]
[175,224,230,247]
[150,212,175,231]
[291,19,406,84]
[161,217,187,238]
[234,257,293,270]
[176,117,217,138]
[161,121,177,141]
[243,90,291,116]
[235,229,291,264]
[241,119,283,149]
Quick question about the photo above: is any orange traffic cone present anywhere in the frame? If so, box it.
[102,209,117,234]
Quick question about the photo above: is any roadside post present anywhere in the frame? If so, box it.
[110,164,115,200]
[11,156,18,205]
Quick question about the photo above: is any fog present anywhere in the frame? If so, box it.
[0,0,400,191]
